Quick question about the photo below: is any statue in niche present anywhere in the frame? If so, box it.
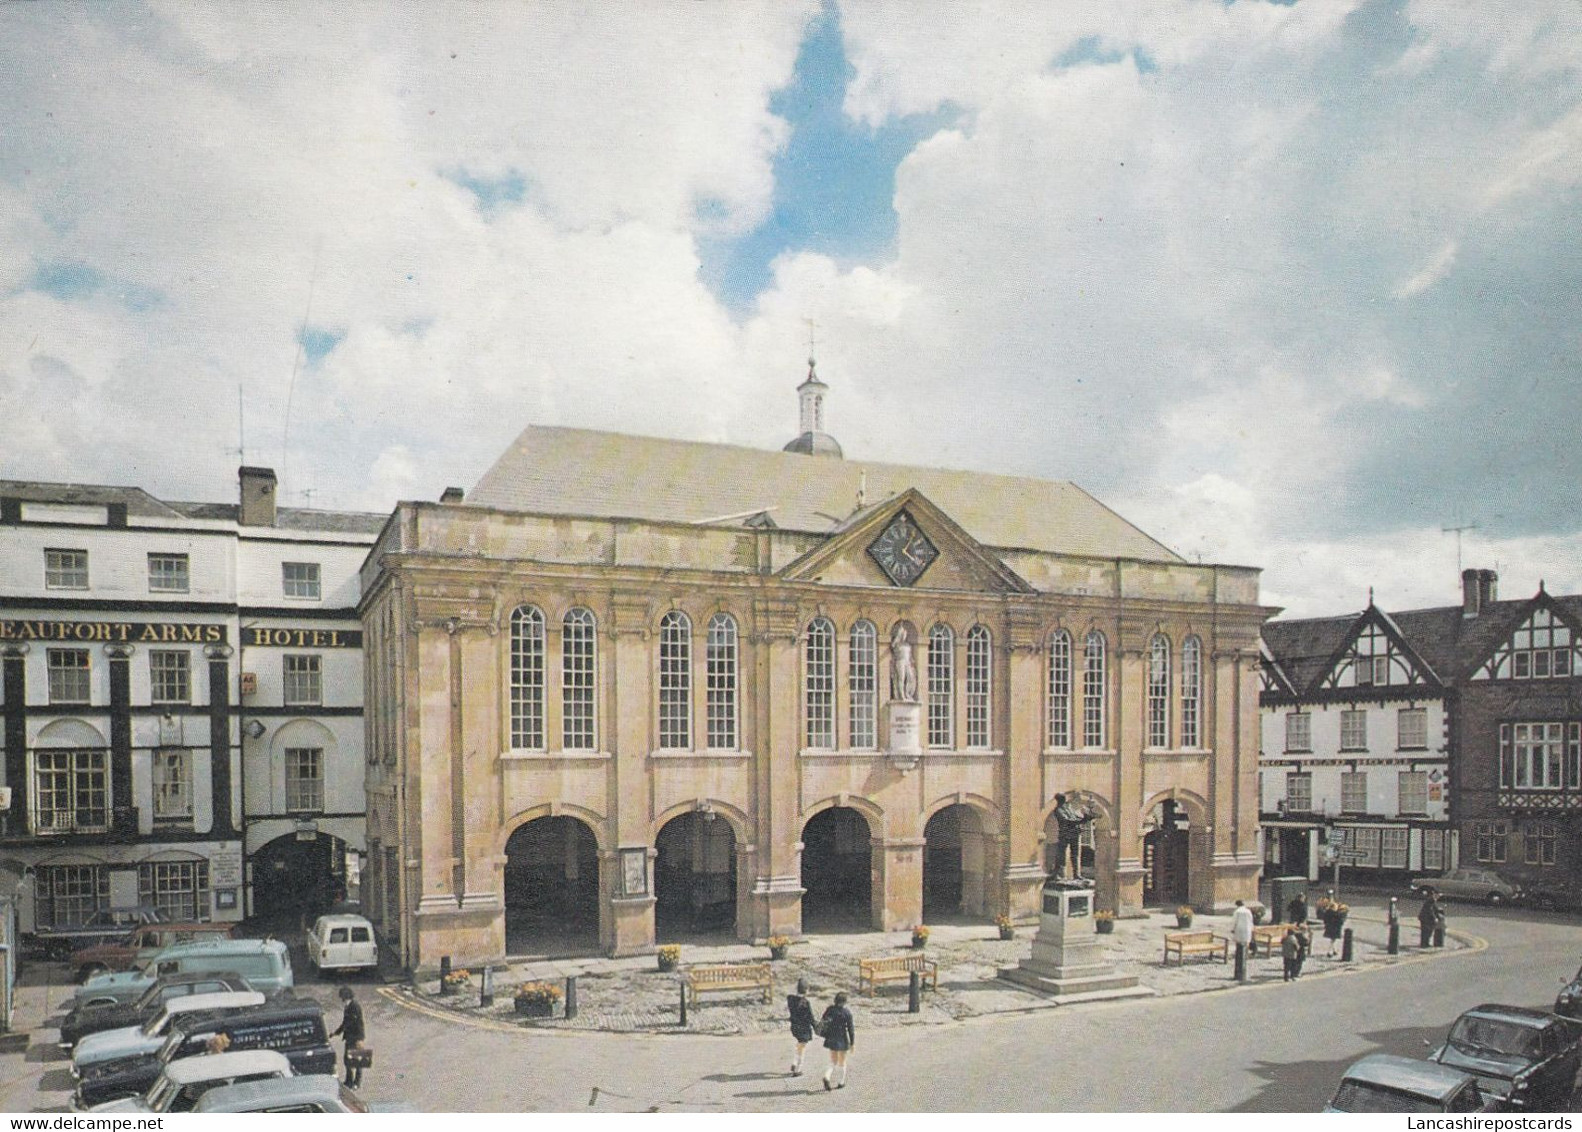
[889,623,918,703]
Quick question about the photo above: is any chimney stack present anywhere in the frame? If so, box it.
[1462,568,1481,617]
[1479,568,1497,608]
[440,487,464,504]
[239,466,277,528]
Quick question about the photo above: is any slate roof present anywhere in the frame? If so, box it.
[466,425,1183,562]
[1262,592,1582,695]
[0,479,385,535]
[0,479,184,519]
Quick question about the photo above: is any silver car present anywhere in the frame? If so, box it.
[1411,867,1522,905]
[191,1076,369,1113]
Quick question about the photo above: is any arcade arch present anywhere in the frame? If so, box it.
[503,815,600,956]
[800,806,874,931]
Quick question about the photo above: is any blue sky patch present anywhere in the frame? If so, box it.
[443,168,528,216]
[1052,35,1157,74]
[29,260,162,310]
[698,2,959,311]
[298,326,345,363]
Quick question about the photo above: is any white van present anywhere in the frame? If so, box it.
[305,914,378,975]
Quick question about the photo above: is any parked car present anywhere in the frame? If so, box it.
[60,972,256,1050]
[29,906,166,961]
[1326,1054,1496,1113]
[305,913,378,975]
[1429,1004,1582,1109]
[1411,868,1523,905]
[71,922,237,984]
[89,1049,293,1113]
[71,991,264,1076]
[75,938,294,1007]
[72,997,334,1109]
[191,1075,369,1114]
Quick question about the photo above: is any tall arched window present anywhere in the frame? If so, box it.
[510,606,546,749]
[1047,630,1072,749]
[928,623,955,748]
[1148,633,1172,749]
[1181,635,1203,749]
[1082,630,1106,749]
[705,613,738,750]
[805,617,836,749]
[658,611,691,749]
[849,620,878,749]
[562,608,597,750]
[966,625,992,749]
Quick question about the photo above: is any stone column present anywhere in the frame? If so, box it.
[608,593,656,956]
[1114,616,1148,914]
[1002,604,1047,920]
[877,836,925,930]
[747,596,803,939]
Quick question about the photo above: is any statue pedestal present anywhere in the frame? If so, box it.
[999,879,1153,1004]
[886,701,922,771]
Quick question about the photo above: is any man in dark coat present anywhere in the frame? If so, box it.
[329,985,367,1087]
[1417,890,1440,948]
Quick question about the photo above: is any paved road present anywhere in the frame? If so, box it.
[7,898,1577,1112]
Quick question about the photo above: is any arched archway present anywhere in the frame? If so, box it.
[655,811,737,940]
[923,804,992,919]
[251,832,348,928]
[1142,799,1193,907]
[800,807,873,931]
[504,816,600,956]
[1042,792,1118,911]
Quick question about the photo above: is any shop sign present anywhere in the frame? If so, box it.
[243,626,362,648]
[0,619,226,645]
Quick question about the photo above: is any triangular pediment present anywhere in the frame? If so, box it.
[778,490,1035,594]
[1469,591,1581,681]
[1316,606,1440,693]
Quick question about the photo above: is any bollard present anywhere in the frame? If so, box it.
[565,975,578,1020]
[1234,942,1247,983]
[440,956,452,979]
[1387,921,1399,955]
[678,982,688,1027]
[1341,927,1354,962]
[908,970,921,1014]
[480,965,494,1008]
[1433,922,1445,948]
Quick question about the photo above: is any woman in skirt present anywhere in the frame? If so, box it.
[786,978,816,1076]
[818,991,856,1090]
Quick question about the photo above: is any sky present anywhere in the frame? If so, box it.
[2,1,1580,620]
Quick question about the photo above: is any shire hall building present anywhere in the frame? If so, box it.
[359,366,1270,967]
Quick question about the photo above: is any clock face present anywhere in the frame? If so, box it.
[867,511,938,587]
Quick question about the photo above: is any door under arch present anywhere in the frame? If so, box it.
[655,811,737,940]
[800,807,872,931]
[504,816,600,956]
[924,804,990,919]
[1143,800,1190,907]
[251,832,347,928]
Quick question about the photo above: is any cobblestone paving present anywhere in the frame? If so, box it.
[400,909,1467,1036]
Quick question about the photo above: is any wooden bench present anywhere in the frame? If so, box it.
[1162,930,1230,965]
[681,962,774,1007]
[1251,922,1303,957]
[857,953,940,995]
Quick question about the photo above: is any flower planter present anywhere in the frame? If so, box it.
[657,957,677,972]
[1175,916,1194,930]
[769,946,788,961]
[997,927,1015,941]
[1095,920,1115,935]
[910,936,928,949]
[515,997,556,1018]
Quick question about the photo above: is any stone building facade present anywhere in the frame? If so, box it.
[359,381,1267,968]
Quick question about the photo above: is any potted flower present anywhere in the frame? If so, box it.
[513,981,562,1018]
[1175,905,1195,929]
[1094,909,1116,935]
[766,935,791,961]
[439,969,471,996]
[910,925,930,949]
[994,915,1015,941]
[1250,903,1267,926]
[656,944,681,972]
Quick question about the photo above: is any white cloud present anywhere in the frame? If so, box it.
[1394,239,1458,299]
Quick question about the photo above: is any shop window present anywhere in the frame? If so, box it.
[149,650,190,705]
[35,864,107,929]
[47,648,91,704]
[509,606,545,750]
[1344,826,1382,867]
[147,553,189,593]
[45,548,88,590]
[1381,827,1408,869]
[1422,828,1447,870]
[848,621,877,750]
[1398,708,1428,751]
[1285,711,1311,752]
[139,860,210,922]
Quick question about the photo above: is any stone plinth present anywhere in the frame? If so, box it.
[886,701,922,770]
[999,878,1153,1004]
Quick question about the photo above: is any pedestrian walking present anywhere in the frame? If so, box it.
[1318,897,1347,957]
[1293,921,1310,977]
[329,985,367,1088]
[818,991,855,1091]
[1286,891,1308,926]
[1231,899,1254,979]
[786,978,816,1076]
[1280,926,1300,981]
